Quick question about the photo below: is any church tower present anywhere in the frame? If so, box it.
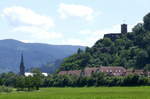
[20,53,25,75]
[121,24,128,34]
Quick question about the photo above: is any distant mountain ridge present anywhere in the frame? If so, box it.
[0,39,85,73]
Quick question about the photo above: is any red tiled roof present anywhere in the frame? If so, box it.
[134,70,144,75]
[126,70,134,75]
[67,70,81,76]
[147,72,150,75]
[100,66,126,76]
[58,70,81,76]
[147,72,150,77]
[58,71,68,75]
[84,67,100,76]
[100,66,126,72]
[58,66,146,77]
[126,69,144,75]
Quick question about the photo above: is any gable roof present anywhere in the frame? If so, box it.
[134,70,144,75]
[58,70,81,76]
[58,66,147,77]
[84,67,100,76]
[67,70,81,76]
[58,71,68,75]
[100,66,126,72]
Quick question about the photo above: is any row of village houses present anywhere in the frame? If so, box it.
[59,66,150,77]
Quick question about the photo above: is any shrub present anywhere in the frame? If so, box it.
[0,86,12,93]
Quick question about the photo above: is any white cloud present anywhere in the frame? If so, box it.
[2,6,55,29]
[2,6,63,41]
[58,3,94,21]
[1,6,137,47]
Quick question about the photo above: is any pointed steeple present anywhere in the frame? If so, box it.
[20,53,25,75]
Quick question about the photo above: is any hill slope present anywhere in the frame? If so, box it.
[0,39,85,73]
[60,12,150,71]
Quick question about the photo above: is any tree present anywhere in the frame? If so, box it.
[77,48,83,54]
[136,49,148,69]
[15,76,25,91]
[0,72,17,87]
[32,68,43,90]
[123,74,139,86]
[144,64,150,71]
[144,12,150,31]
[132,23,145,34]
[92,72,106,86]
[25,76,34,91]
[102,38,113,47]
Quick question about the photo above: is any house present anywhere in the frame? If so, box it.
[100,66,126,76]
[25,72,33,76]
[59,66,126,76]
[67,70,82,76]
[147,72,150,77]
[58,66,149,77]
[58,70,81,76]
[83,67,100,76]
[42,73,48,76]
[58,67,101,76]
[134,70,144,75]
[126,70,133,75]
[58,71,68,75]
[126,69,144,76]
[25,72,48,77]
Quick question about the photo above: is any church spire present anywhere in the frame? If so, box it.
[20,53,25,75]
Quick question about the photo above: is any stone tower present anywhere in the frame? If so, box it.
[121,24,127,34]
[20,53,25,75]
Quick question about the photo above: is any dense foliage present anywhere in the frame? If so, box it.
[1,72,150,88]
[44,73,150,87]
[0,86,12,93]
[0,71,43,91]
[60,12,150,71]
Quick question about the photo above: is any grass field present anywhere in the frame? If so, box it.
[0,87,150,99]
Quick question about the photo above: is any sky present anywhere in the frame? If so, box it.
[0,0,150,47]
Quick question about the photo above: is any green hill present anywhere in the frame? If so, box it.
[59,12,150,71]
[0,39,85,73]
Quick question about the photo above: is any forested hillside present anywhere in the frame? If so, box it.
[60,12,150,71]
[0,39,85,73]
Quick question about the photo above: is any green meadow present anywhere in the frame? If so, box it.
[0,87,150,99]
